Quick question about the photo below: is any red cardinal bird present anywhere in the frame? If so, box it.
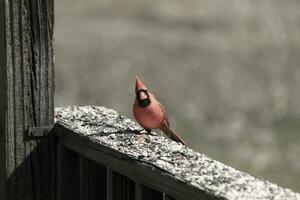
[133,76,186,145]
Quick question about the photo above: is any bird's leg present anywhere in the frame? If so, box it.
[137,128,157,143]
[134,127,152,134]
[159,130,164,136]
[145,128,158,136]
[137,128,149,143]
[133,128,146,135]
[135,127,156,136]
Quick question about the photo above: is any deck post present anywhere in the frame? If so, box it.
[0,0,55,199]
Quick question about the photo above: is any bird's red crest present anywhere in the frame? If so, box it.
[135,76,147,93]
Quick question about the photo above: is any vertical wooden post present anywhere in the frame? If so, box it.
[135,183,142,200]
[57,145,79,200]
[0,0,55,199]
[107,169,135,200]
[107,169,114,200]
[80,156,107,200]
[80,156,89,200]
[112,172,135,200]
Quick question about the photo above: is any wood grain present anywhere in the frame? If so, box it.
[0,0,54,199]
[0,0,55,198]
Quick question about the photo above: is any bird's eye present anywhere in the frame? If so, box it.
[139,91,148,100]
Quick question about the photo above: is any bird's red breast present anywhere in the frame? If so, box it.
[133,93,165,129]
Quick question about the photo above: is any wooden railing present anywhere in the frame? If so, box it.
[53,106,300,200]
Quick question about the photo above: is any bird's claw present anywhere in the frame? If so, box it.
[145,130,157,136]
[133,128,157,136]
[132,129,146,135]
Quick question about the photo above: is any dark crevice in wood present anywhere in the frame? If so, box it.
[29,68,37,126]
[28,0,38,126]
[37,0,42,125]
[11,0,18,198]
[20,0,27,198]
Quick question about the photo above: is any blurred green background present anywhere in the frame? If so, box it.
[55,0,300,192]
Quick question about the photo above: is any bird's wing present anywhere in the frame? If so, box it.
[158,102,170,127]
[160,119,186,145]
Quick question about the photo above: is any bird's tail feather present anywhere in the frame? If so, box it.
[161,125,186,145]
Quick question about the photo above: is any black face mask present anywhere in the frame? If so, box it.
[136,89,151,107]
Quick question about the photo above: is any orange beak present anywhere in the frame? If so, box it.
[135,76,147,93]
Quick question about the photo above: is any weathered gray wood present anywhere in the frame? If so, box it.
[80,156,107,200]
[57,144,80,200]
[0,0,54,199]
[54,106,300,200]
[0,1,5,198]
